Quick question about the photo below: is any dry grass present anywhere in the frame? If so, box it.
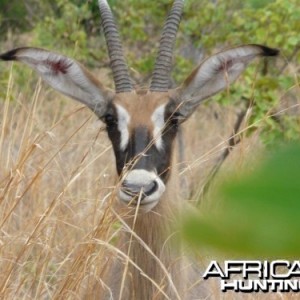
[0,67,117,299]
[0,61,299,300]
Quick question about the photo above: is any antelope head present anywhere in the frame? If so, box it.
[0,0,279,212]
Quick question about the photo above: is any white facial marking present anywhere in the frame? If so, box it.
[115,104,130,151]
[151,104,166,150]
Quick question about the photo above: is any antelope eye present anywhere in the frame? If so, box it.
[104,114,117,127]
[169,112,182,127]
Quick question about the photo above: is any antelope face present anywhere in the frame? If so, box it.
[0,0,279,213]
[104,91,179,211]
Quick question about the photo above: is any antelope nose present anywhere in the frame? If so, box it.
[118,170,165,211]
[122,180,158,197]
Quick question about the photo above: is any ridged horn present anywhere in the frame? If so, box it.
[150,0,184,92]
[98,0,133,93]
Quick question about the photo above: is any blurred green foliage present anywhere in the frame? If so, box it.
[183,142,300,258]
[0,0,299,145]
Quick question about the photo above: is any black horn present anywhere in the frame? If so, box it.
[150,0,184,92]
[98,0,133,93]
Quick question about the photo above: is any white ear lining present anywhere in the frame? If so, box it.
[176,44,278,118]
[0,47,111,117]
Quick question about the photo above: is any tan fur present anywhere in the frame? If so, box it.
[81,65,114,99]
[114,91,170,134]
[99,152,206,300]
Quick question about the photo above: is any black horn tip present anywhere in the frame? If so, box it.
[259,45,280,57]
[0,48,19,61]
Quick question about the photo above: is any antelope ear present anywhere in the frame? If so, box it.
[0,47,113,117]
[175,44,279,119]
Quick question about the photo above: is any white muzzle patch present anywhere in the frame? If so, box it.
[119,169,166,212]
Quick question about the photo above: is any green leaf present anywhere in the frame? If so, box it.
[287,36,300,47]
[183,143,300,258]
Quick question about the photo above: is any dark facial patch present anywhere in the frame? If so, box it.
[102,104,126,175]
[103,102,178,183]
[125,125,176,182]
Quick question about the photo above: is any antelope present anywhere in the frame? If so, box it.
[0,0,279,299]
